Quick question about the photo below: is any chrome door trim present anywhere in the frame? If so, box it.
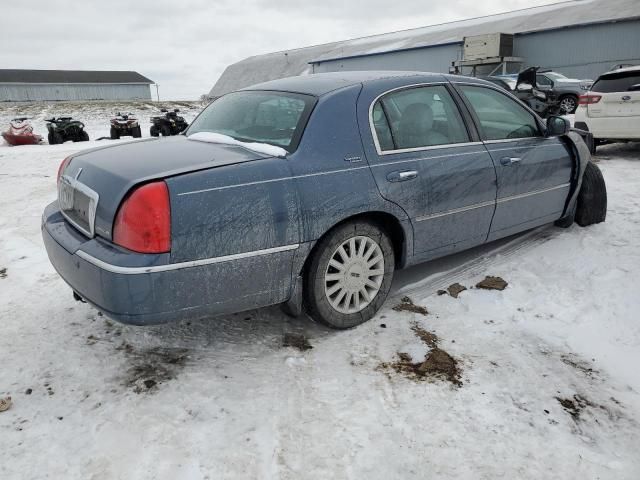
[497,182,570,204]
[415,182,570,222]
[416,200,495,222]
[76,243,300,275]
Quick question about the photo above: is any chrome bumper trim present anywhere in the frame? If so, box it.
[75,243,300,275]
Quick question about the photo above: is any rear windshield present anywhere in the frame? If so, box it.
[187,91,316,152]
[592,72,640,93]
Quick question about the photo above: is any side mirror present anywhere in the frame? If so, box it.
[546,116,570,136]
[516,83,533,92]
[532,88,547,101]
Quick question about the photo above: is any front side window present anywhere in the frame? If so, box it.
[372,85,469,152]
[187,91,316,152]
[459,85,541,141]
[536,75,553,87]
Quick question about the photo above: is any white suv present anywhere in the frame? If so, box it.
[575,66,640,152]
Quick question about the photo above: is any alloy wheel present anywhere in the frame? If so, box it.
[324,235,385,314]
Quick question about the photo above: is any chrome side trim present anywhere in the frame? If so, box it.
[370,149,485,168]
[76,243,300,275]
[497,182,570,204]
[178,166,371,196]
[416,200,495,222]
[376,141,484,156]
[415,182,570,222]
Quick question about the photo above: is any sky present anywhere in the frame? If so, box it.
[1,0,559,100]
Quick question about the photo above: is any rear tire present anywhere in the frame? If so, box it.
[150,125,160,137]
[132,126,142,138]
[303,220,395,329]
[575,162,607,227]
[110,127,120,140]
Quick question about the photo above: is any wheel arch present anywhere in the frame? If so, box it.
[296,210,410,281]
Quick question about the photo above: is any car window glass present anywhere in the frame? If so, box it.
[459,85,541,141]
[187,91,315,152]
[592,72,640,93]
[372,85,469,151]
[536,75,553,87]
[372,102,394,151]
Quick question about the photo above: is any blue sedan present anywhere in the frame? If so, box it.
[42,71,606,328]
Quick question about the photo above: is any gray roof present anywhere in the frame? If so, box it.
[0,69,154,84]
[210,0,639,97]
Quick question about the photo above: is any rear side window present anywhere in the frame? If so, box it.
[592,72,640,93]
[459,85,541,141]
[371,85,469,151]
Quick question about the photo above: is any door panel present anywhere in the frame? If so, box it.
[455,84,573,241]
[358,83,497,257]
[484,137,572,240]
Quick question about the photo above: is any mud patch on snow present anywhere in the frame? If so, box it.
[122,346,190,394]
[0,267,7,279]
[446,283,467,298]
[555,394,622,424]
[392,296,428,316]
[380,323,462,386]
[282,333,313,352]
[561,354,598,378]
[476,276,508,290]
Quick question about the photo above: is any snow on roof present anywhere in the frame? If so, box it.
[0,70,154,84]
[210,0,640,97]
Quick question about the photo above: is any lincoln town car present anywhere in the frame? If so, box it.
[42,72,607,328]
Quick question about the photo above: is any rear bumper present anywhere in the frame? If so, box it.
[42,202,295,325]
[575,107,640,139]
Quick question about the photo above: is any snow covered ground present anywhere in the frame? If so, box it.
[1,113,640,479]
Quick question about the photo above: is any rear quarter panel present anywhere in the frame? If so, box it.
[285,83,413,265]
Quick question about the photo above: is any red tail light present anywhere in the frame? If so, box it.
[113,181,171,253]
[57,156,72,183]
[579,94,602,105]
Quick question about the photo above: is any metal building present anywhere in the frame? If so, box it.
[210,0,640,97]
[0,70,154,102]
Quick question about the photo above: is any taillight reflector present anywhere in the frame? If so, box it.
[579,94,602,105]
[113,181,171,253]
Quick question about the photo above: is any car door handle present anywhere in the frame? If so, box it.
[387,170,418,182]
[500,157,522,166]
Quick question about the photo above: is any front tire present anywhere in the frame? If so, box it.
[78,130,89,142]
[110,127,120,140]
[150,125,160,137]
[575,161,607,226]
[303,220,395,329]
[160,125,172,137]
[132,126,142,138]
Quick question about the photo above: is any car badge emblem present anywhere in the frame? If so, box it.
[621,95,631,102]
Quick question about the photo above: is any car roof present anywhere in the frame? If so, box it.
[601,65,640,76]
[241,71,450,96]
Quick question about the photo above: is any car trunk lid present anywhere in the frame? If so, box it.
[59,136,270,240]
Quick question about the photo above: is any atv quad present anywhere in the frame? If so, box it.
[150,109,189,137]
[45,117,89,144]
[110,112,142,139]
